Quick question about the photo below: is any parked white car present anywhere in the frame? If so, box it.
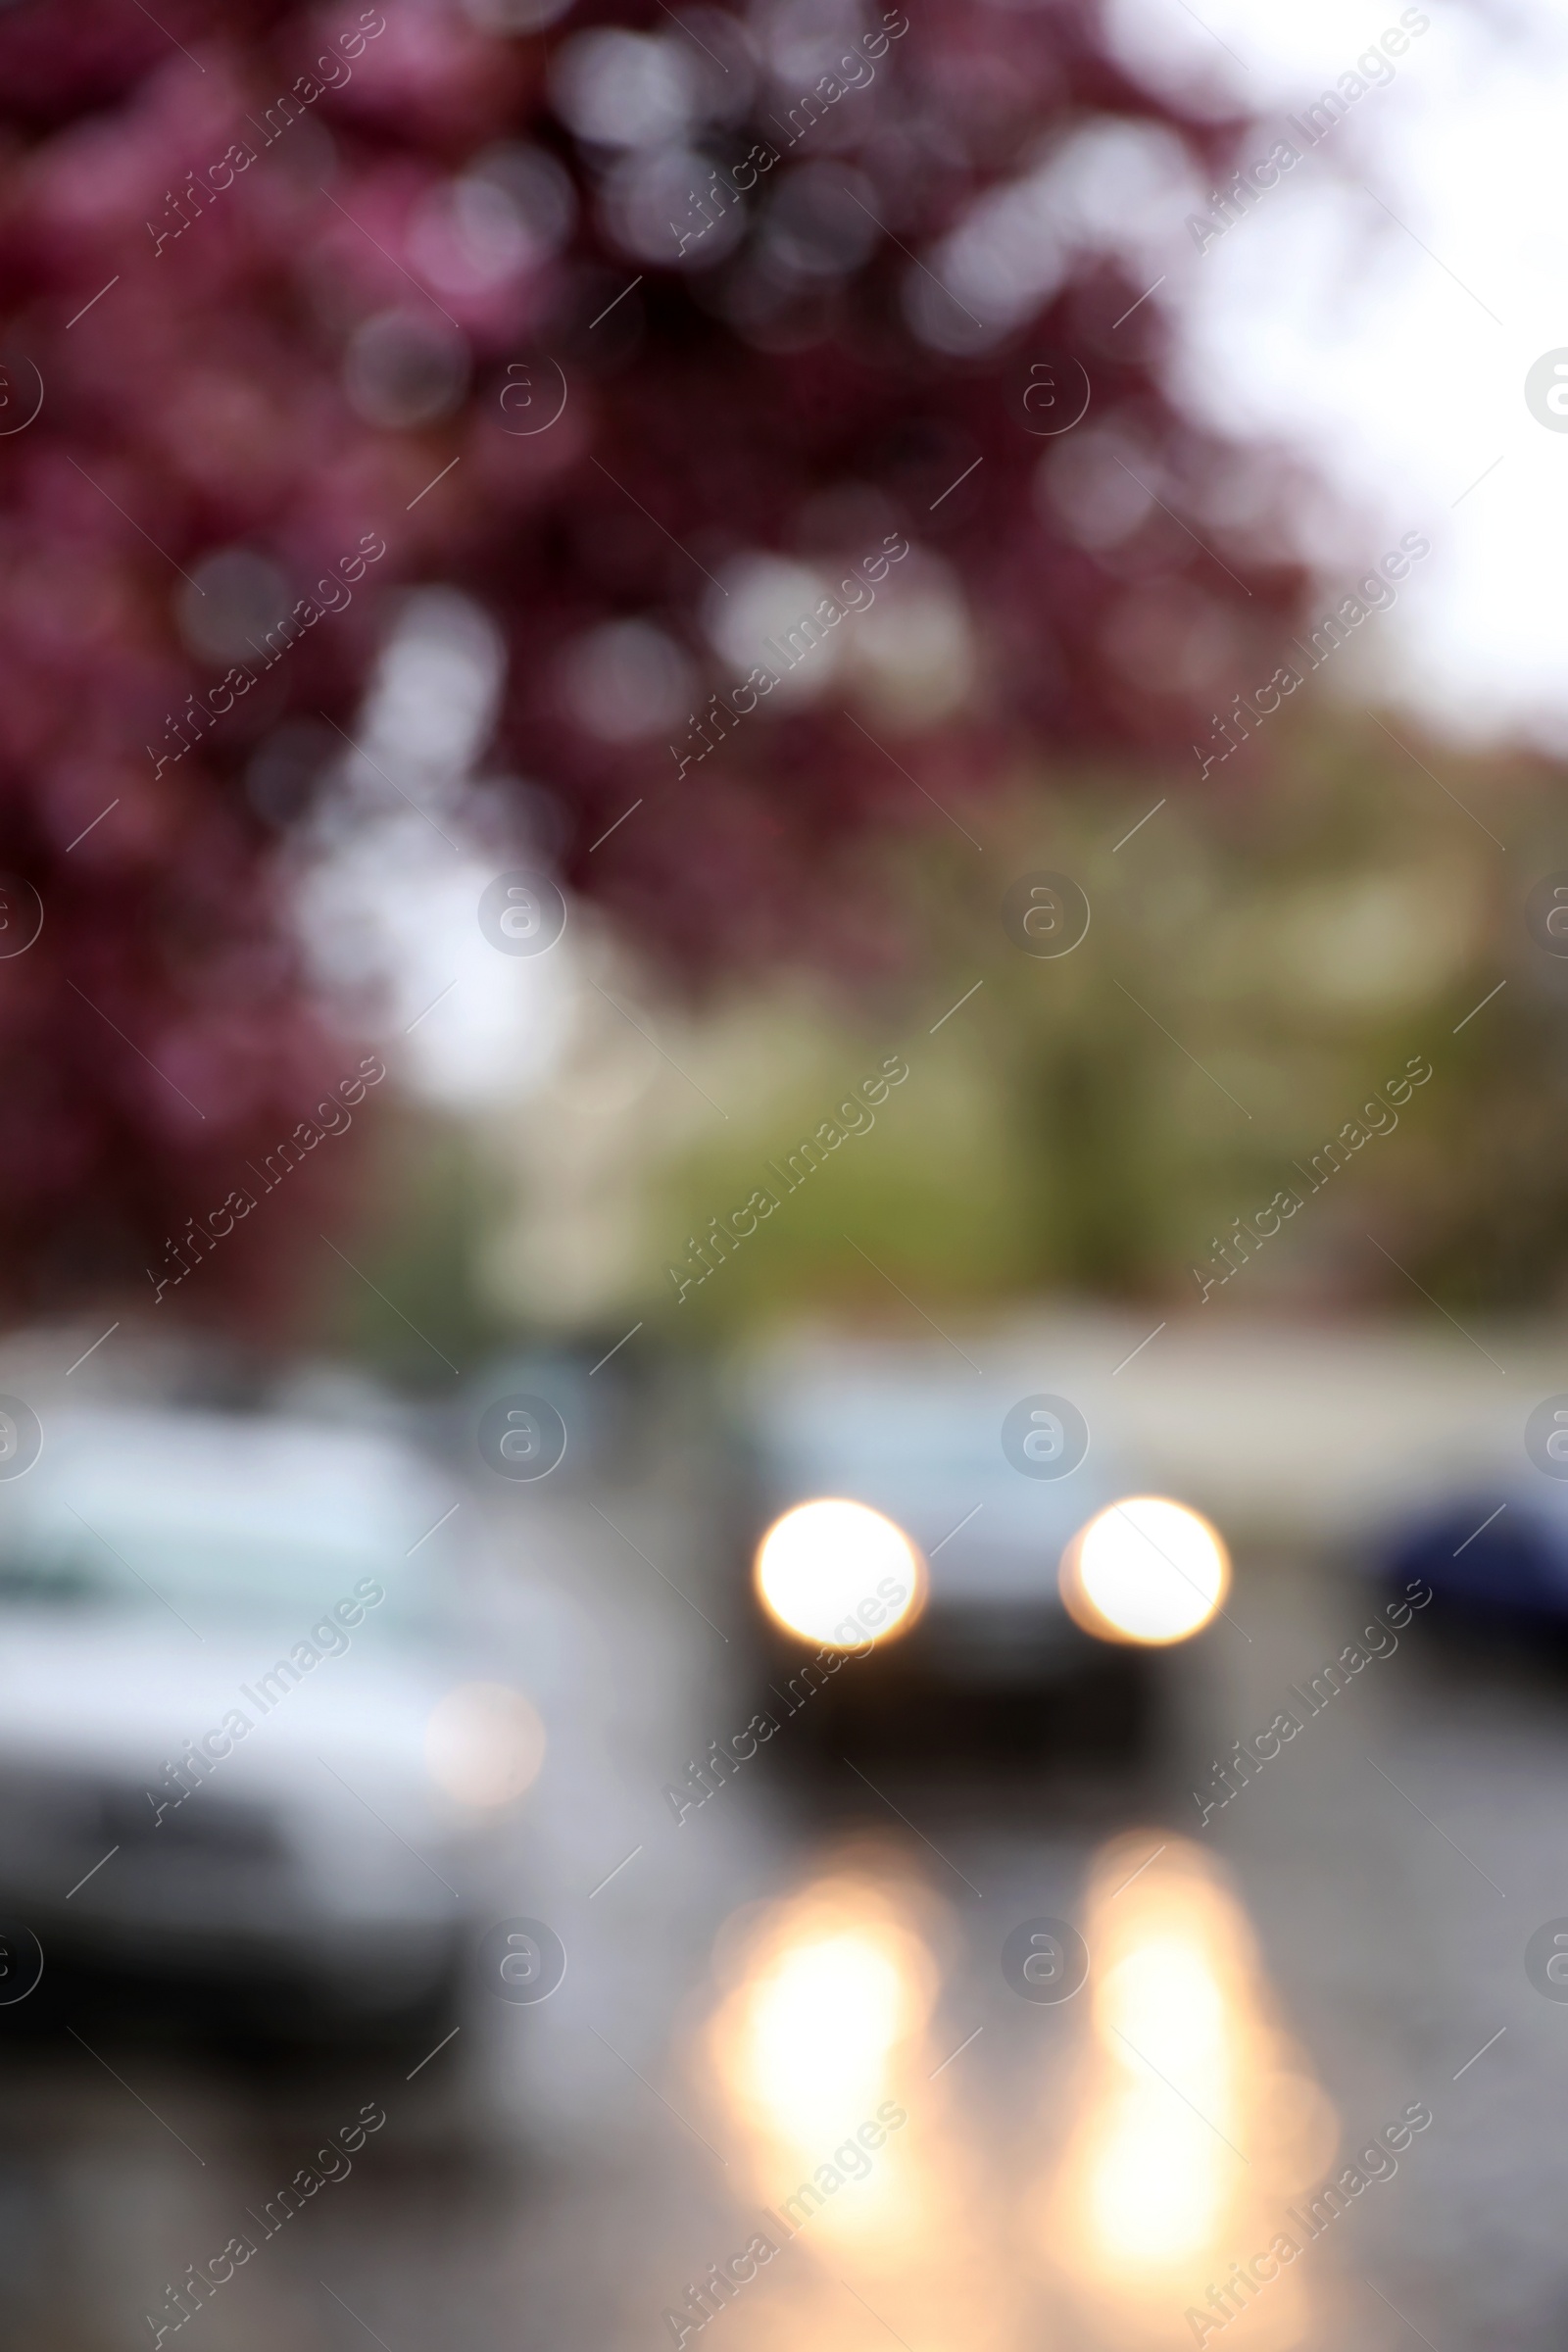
[0,1406,514,2035]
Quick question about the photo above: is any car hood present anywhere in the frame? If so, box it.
[0,1608,460,1793]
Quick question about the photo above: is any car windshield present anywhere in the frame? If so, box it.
[0,1415,446,1625]
[770,1394,994,1466]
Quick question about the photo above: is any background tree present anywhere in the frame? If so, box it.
[0,0,1312,1321]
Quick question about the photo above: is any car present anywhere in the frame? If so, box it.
[0,1405,509,2041]
[1378,1478,1568,1632]
[734,1343,1159,1763]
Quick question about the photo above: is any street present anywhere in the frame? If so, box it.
[1,1442,1561,2352]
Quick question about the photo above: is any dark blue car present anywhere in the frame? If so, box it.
[1381,1489,1568,1622]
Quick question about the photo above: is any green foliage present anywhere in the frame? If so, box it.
[656,717,1557,1323]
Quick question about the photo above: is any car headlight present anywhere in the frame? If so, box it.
[754,1497,926,1649]
[1060,1496,1230,1645]
[424,1683,546,1805]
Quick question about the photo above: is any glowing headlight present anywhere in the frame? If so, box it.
[754,1498,925,1649]
[425,1682,546,1805]
[1060,1496,1229,1645]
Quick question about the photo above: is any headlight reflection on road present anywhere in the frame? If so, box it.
[1042,1837,1337,2348]
[707,1869,937,2180]
[1091,1928,1236,2267]
[693,1861,1025,2352]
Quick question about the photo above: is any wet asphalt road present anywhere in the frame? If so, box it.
[2,1468,1566,2352]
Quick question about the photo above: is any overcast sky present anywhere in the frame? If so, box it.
[1111,0,1568,751]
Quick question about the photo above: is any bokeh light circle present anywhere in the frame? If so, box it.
[1060,1495,1229,1645]
[754,1497,925,1649]
[425,1682,546,1805]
